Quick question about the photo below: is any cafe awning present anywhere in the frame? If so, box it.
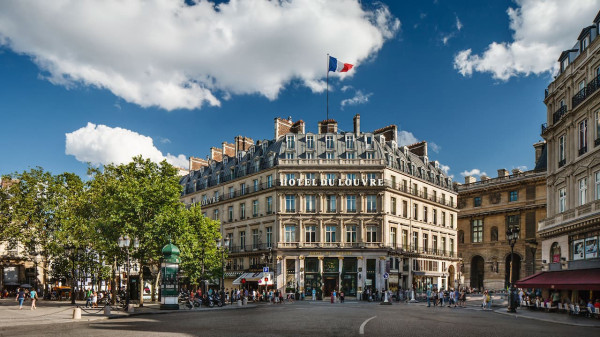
[232,272,274,286]
[515,268,600,290]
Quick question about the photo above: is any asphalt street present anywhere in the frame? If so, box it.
[0,301,598,337]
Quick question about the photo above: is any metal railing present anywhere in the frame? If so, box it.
[552,105,568,124]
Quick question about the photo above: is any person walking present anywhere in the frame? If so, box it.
[426,287,432,307]
[340,291,345,303]
[331,290,336,304]
[15,288,25,310]
[312,288,316,301]
[30,288,38,310]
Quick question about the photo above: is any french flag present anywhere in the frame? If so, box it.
[328,56,353,73]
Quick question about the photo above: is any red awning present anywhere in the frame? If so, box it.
[515,268,600,290]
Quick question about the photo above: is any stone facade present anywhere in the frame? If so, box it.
[539,12,600,272]
[180,115,459,298]
[457,146,547,291]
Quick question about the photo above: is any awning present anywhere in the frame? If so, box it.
[515,268,600,290]
[232,272,274,286]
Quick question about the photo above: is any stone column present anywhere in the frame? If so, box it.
[299,256,305,294]
[318,256,324,299]
[338,257,344,292]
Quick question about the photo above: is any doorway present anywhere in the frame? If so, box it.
[470,256,484,291]
[323,275,338,297]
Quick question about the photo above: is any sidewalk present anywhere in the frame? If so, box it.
[0,298,256,328]
[494,307,600,328]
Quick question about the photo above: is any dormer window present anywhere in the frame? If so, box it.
[262,142,268,152]
[237,152,244,161]
[326,135,334,149]
[306,135,315,149]
[223,157,228,165]
[365,135,373,148]
[345,134,354,149]
[561,57,569,72]
[249,146,255,156]
[582,35,590,51]
[286,135,295,149]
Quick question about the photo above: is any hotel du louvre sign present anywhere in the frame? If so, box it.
[281,177,385,188]
[200,177,385,207]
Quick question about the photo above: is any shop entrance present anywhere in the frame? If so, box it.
[323,275,338,297]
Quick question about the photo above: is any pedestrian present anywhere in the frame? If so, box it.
[312,288,316,301]
[331,290,336,304]
[85,288,92,308]
[15,288,25,310]
[92,291,98,308]
[426,287,432,307]
[340,291,345,303]
[30,288,37,310]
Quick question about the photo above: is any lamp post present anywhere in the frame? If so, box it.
[216,237,230,297]
[64,245,80,305]
[118,235,139,308]
[506,223,520,313]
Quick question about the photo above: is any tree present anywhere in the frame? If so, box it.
[87,156,183,306]
[178,204,223,288]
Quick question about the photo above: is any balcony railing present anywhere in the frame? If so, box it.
[541,123,548,134]
[552,105,568,124]
[572,75,600,108]
[558,159,566,168]
[228,243,271,254]
[578,146,587,156]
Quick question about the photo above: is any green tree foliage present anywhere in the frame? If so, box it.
[178,204,223,286]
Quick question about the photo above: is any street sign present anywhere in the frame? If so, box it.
[383,273,389,279]
[263,267,269,273]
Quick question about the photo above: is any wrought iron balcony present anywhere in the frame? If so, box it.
[552,105,568,124]
[558,159,566,168]
[541,123,548,134]
[578,146,587,156]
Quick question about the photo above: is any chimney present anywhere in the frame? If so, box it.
[189,156,208,171]
[210,147,223,162]
[464,176,476,184]
[533,141,545,164]
[480,175,490,182]
[318,119,338,134]
[222,142,235,158]
[497,169,509,178]
[374,124,397,143]
[234,136,254,156]
[274,117,293,139]
[290,120,305,134]
[512,168,522,176]
[407,141,427,157]
[353,114,361,135]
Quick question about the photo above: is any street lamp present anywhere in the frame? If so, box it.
[118,235,139,307]
[216,237,230,298]
[64,245,82,305]
[506,223,520,313]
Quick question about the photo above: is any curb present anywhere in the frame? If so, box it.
[106,304,258,320]
[493,309,600,328]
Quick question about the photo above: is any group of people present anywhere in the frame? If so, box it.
[426,288,467,308]
[14,287,37,310]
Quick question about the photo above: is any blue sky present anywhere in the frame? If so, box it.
[1,0,598,181]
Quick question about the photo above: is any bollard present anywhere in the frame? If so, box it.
[237,300,242,306]
[243,297,248,306]
[104,306,111,315]
[72,307,82,319]
[127,304,135,313]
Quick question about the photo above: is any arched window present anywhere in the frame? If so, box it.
[490,227,498,242]
[550,242,561,263]
[458,230,464,244]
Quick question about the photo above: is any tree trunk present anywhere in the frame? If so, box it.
[153,269,161,302]
[111,258,117,305]
[139,263,144,307]
[157,269,162,302]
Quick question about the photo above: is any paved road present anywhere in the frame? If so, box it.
[1,301,598,337]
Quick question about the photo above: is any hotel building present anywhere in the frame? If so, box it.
[180,115,459,299]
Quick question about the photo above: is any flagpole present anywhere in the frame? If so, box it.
[326,53,329,120]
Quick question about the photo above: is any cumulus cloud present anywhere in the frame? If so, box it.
[461,169,487,177]
[454,0,600,80]
[397,130,419,147]
[0,0,400,111]
[340,89,373,109]
[429,142,441,153]
[65,123,188,168]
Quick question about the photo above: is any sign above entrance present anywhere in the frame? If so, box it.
[281,177,384,187]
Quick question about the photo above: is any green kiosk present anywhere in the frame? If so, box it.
[160,242,180,310]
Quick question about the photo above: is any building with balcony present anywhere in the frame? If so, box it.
[457,143,547,291]
[180,115,459,299]
[534,11,600,294]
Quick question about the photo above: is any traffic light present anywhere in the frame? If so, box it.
[241,278,246,284]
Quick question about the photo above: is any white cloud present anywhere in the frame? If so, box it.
[65,122,188,168]
[514,165,528,171]
[442,34,453,45]
[461,169,487,177]
[340,90,373,109]
[455,15,463,31]
[429,142,441,153]
[0,0,400,111]
[397,130,419,146]
[160,137,171,144]
[341,85,353,92]
[454,0,600,80]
